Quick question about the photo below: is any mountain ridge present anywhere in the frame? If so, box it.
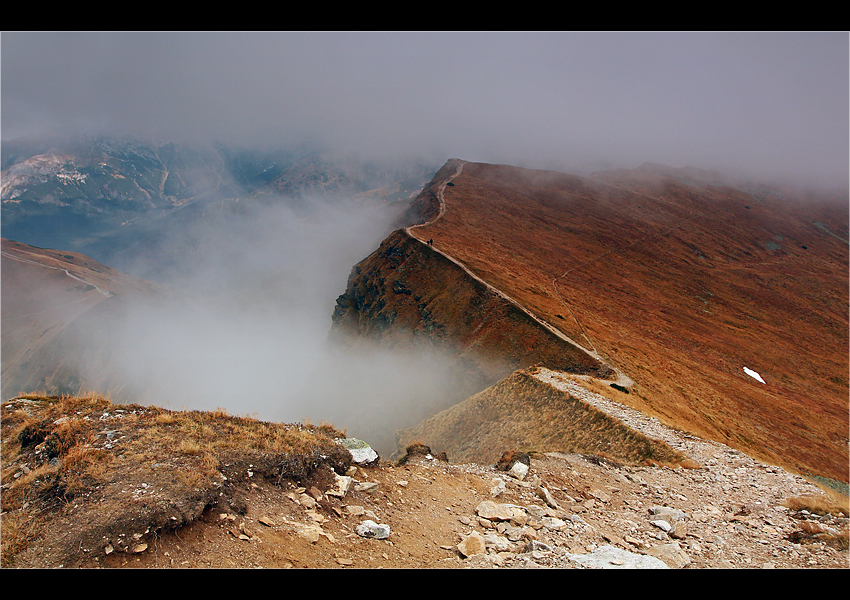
[1,153,848,569]
[3,150,847,483]
[1,238,174,400]
[337,158,848,484]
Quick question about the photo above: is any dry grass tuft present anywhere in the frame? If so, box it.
[1,392,352,567]
[0,510,43,568]
[178,439,202,455]
[783,494,849,518]
[155,412,176,425]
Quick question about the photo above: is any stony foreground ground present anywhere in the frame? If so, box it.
[68,372,847,570]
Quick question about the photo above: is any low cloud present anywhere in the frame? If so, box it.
[76,192,457,455]
[3,31,847,190]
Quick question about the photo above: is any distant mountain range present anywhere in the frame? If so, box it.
[1,135,439,278]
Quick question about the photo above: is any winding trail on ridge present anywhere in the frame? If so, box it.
[403,159,633,388]
[1,250,113,299]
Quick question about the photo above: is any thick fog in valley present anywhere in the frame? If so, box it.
[2,32,848,454]
[71,193,459,455]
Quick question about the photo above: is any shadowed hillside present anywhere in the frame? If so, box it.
[1,238,173,400]
[330,229,612,404]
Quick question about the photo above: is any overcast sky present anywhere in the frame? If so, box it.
[2,31,848,188]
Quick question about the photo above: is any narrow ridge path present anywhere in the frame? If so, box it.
[1,250,113,298]
[404,160,633,388]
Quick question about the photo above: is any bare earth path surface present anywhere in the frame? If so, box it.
[85,385,850,569]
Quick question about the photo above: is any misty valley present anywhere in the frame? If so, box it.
[1,137,454,457]
[3,32,848,570]
[2,135,848,486]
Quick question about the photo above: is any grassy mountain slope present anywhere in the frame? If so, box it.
[393,160,848,483]
[1,238,172,400]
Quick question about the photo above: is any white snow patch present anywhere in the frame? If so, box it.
[743,367,766,384]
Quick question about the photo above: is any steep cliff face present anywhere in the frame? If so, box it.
[330,229,611,403]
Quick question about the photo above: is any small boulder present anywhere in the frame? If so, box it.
[648,506,688,537]
[566,544,669,569]
[354,481,379,493]
[326,474,352,497]
[509,462,529,480]
[476,500,526,522]
[356,520,390,540]
[482,533,513,553]
[457,531,487,557]
[339,438,380,466]
[536,485,560,509]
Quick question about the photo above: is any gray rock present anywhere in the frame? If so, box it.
[541,516,567,531]
[326,474,352,497]
[510,461,529,480]
[355,520,390,540]
[524,540,553,553]
[483,533,513,553]
[650,519,672,532]
[648,506,688,538]
[536,485,560,509]
[502,525,526,542]
[340,438,380,465]
[566,544,669,569]
[645,542,692,568]
[649,506,688,524]
[353,481,379,493]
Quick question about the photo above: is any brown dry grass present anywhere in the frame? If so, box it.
[783,494,850,518]
[412,161,848,484]
[0,510,42,568]
[0,392,352,568]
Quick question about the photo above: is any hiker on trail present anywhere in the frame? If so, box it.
[428,239,433,246]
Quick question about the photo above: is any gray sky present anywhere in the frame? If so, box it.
[2,31,848,188]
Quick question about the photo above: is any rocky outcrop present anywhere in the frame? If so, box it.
[251,433,848,569]
[330,231,611,406]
